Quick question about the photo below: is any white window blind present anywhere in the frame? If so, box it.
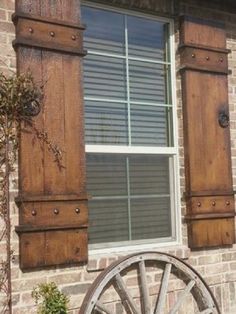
[82,5,178,248]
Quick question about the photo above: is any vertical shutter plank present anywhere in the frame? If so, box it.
[42,51,66,194]
[16,0,41,15]
[190,218,234,247]
[63,55,86,194]
[180,16,226,49]
[41,0,62,18]
[61,0,81,23]
[185,72,231,192]
[17,0,43,196]
[18,48,45,195]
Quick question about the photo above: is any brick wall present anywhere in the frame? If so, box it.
[0,0,15,73]
[1,0,236,313]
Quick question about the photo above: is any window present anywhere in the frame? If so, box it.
[82,4,179,249]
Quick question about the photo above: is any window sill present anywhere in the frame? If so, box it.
[87,243,190,272]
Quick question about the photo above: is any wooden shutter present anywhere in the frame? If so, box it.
[179,16,235,248]
[13,0,87,268]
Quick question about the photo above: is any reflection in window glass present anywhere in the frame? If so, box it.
[81,6,125,55]
[87,154,172,244]
[82,5,176,247]
[84,55,127,100]
[127,15,166,61]
[129,60,167,103]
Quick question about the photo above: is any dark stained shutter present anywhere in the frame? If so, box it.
[179,16,235,248]
[14,0,87,268]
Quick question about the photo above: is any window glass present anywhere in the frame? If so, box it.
[82,6,125,55]
[84,55,127,100]
[85,100,128,145]
[129,61,168,103]
[83,6,173,149]
[127,15,167,61]
[82,5,177,247]
[87,154,172,244]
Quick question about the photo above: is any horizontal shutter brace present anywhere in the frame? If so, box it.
[16,193,89,203]
[15,224,88,233]
[185,212,235,221]
[13,12,87,56]
[184,190,236,199]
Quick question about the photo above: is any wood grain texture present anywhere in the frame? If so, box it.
[189,196,234,215]
[42,50,66,194]
[20,201,88,227]
[63,55,86,195]
[180,16,235,248]
[13,15,85,55]
[180,46,228,74]
[183,72,231,193]
[18,47,44,195]
[20,229,87,268]
[15,0,87,268]
[180,16,226,49]
[188,218,234,248]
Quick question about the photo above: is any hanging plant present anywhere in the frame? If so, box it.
[0,72,64,168]
[0,71,63,313]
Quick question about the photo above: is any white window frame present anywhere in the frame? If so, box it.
[82,1,182,254]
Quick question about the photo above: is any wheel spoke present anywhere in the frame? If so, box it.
[95,300,114,314]
[139,260,151,314]
[169,280,196,314]
[115,273,141,314]
[155,263,172,314]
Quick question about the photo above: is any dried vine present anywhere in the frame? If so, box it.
[0,72,63,313]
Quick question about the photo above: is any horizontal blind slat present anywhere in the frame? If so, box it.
[87,154,172,244]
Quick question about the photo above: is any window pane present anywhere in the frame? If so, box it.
[129,60,168,103]
[85,100,128,145]
[127,16,167,61]
[89,199,129,244]
[82,6,125,55]
[87,154,127,197]
[84,55,127,100]
[130,197,171,240]
[131,105,171,146]
[87,154,172,244]
[129,155,170,195]
[82,5,176,247]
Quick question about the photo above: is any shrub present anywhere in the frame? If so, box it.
[32,282,69,314]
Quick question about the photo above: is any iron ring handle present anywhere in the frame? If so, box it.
[218,111,229,128]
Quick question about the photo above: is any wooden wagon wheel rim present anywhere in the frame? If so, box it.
[80,251,220,314]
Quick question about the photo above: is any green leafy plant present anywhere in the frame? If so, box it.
[32,282,70,314]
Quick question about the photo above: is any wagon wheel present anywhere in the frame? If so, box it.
[80,252,220,314]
